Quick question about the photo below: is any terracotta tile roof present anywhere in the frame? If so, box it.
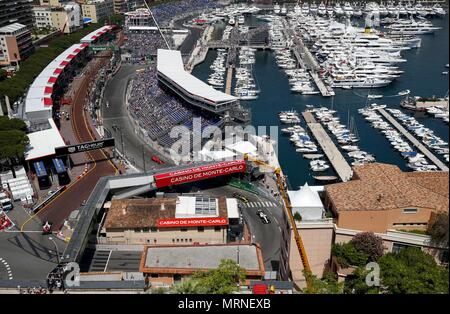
[104,197,229,230]
[325,163,449,213]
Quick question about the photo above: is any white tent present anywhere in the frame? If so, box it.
[287,183,324,220]
[225,141,258,156]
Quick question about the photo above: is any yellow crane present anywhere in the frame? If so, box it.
[243,154,312,287]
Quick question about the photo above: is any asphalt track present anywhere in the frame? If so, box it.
[22,55,118,231]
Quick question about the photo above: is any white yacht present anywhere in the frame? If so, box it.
[274,3,281,14]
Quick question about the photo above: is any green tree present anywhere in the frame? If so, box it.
[171,278,205,294]
[350,232,384,262]
[331,242,369,268]
[303,270,344,294]
[0,69,6,81]
[175,259,246,294]
[0,116,27,132]
[428,212,449,248]
[293,212,302,221]
[379,247,449,294]
[0,117,29,175]
[343,266,380,294]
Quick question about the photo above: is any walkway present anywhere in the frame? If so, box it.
[302,112,353,182]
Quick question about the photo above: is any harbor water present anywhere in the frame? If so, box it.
[192,15,449,189]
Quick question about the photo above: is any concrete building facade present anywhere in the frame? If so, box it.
[324,163,449,233]
[101,196,240,246]
[139,243,265,287]
[82,0,115,24]
[0,0,33,29]
[32,6,55,29]
[0,23,33,66]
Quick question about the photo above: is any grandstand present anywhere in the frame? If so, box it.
[157,49,238,114]
[128,65,223,152]
[23,25,116,161]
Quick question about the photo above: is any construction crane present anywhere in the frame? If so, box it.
[243,154,312,287]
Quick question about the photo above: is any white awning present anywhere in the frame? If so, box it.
[225,141,258,156]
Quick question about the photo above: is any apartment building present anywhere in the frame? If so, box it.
[33,6,55,29]
[0,23,33,66]
[324,163,449,233]
[0,0,34,29]
[82,0,115,23]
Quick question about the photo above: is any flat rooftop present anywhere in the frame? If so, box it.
[157,49,237,105]
[25,118,66,161]
[140,243,265,275]
[104,196,229,230]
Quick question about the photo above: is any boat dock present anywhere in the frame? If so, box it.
[283,18,334,97]
[225,67,234,95]
[310,71,335,97]
[377,108,449,172]
[302,111,353,182]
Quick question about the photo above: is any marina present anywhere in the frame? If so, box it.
[302,111,353,182]
[377,108,449,171]
[191,3,449,189]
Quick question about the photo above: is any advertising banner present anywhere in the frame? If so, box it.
[55,138,115,156]
[154,160,246,188]
[156,217,228,228]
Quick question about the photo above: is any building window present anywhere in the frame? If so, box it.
[173,274,182,282]
[189,238,192,242]
[150,227,157,232]
[180,228,188,232]
[197,227,204,232]
[176,239,179,242]
[392,243,420,254]
[403,208,418,214]
[150,273,158,278]
[440,250,449,265]
[214,226,221,232]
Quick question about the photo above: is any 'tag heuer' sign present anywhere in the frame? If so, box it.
[157,217,228,228]
[154,160,246,188]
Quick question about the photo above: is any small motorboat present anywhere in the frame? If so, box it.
[367,94,383,99]
[398,89,410,96]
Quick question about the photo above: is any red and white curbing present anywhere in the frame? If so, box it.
[77,163,89,180]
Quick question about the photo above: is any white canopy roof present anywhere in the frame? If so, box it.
[25,43,87,115]
[226,198,239,219]
[80,25,115,43]
[199,149,237,161]
[225,141,258,156]
[288,183,324,208]
[157,49,237,105]
[25,119,66,161]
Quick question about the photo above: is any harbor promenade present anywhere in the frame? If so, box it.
[377,108,449,172]
[302,112,353,182]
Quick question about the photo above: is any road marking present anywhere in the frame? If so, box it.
[0,258,13,280]
[104,250,112,272]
